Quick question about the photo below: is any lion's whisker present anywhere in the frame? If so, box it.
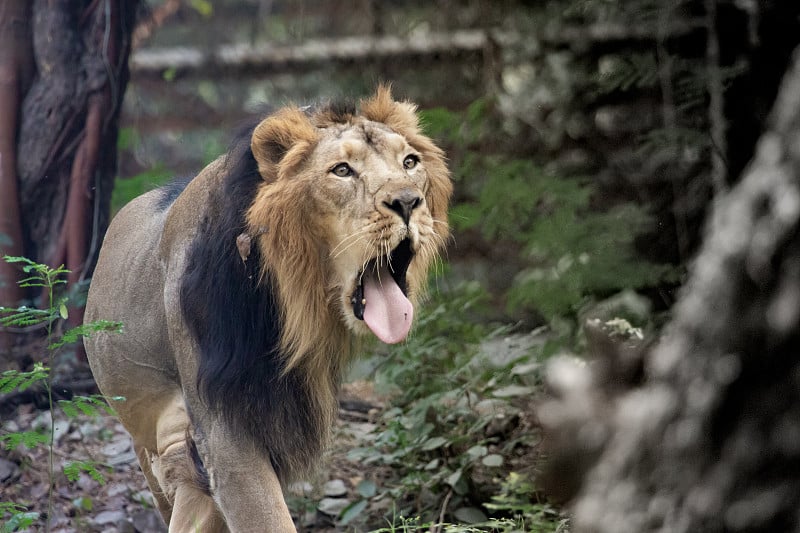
[331,231,374,261]
[329,227,373,258]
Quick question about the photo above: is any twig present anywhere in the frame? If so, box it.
[430,488,453,533]
[705,0,728,196]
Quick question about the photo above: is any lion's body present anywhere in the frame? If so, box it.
[84,88,451,532]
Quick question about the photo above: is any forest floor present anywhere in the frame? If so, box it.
[1,331,554,532]
[1,380,390,533]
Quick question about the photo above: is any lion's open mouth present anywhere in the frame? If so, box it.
[351,238,415,344]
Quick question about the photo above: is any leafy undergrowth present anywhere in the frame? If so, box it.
[0,400,163,532]
[2,261,568,532]
[293,282,570,532]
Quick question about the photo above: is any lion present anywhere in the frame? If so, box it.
[84,86,452,532]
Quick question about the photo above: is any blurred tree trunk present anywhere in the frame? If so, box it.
[0,0,138,367]
[542,44,800,532]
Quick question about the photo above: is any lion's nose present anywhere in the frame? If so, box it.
[383,189,423,225]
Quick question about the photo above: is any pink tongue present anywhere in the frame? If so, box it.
[363,267,414,344]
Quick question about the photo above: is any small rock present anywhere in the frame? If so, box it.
[94,509,127,525]
[0,457,20,482]
[33,410,52,430]
[116,519,137,533]
[102,438,132,457]
[323,479,347,497]
[131,490,155,507]
[301,510,317,528]
[343,421,377,441]
[317,497,350,517]
[107,450,138,467]
[131,509,167,533]
[106,482,131,498]
[77,473,99,492]
[52,419,71,443]
[79,421,99,437]
[30,481,49,500]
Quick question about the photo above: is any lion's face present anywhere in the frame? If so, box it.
[307,120,441,343]
[247,87,451,351]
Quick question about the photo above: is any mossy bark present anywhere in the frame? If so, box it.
[542,45,800,533]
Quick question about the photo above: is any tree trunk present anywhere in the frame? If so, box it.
[541,45,800,532]
[0,0,138,365]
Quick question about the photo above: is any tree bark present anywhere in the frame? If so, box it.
[0,0,35,362]
[0,0,137,365]
[541,44,800,532]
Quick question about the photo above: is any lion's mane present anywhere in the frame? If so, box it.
[171,88,451,482]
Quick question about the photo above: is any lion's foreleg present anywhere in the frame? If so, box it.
[195,422,296,532]
[139,392,227,532]
[134,444,173,525]
[168,478,228,533]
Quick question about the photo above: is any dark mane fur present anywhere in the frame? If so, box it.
[179,124,323,482]
[155,175,193,210]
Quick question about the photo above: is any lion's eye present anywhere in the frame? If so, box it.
[331,163,354,177]
[403,155,419,170]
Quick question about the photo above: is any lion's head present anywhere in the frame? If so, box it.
[245,86,452,370]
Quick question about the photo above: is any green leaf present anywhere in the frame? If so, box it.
[1,430,50,450]
[423,458,440,470]
[59,303,68,320]
[453,506,488,524]
[356,479,377,498]
[63,461,107,485]
[189,0,213,17]
[482,454,504,467]
[492,385,536,398]
[420,436,449,451]
[445,469,462,489]
[466,445,488,459]
[162,67,177,82]
[338,499,368,525]
[1,509,39,532]
[72,496,93,512]
[58,400,80,418]
[511,362,540,376]
[49,320,123,350]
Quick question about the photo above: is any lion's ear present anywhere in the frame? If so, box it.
[251,107,318,180]
[359,84,420,137]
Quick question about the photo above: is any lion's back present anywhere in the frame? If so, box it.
[84,186,182,423]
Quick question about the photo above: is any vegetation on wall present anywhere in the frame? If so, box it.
[421,100,677,325]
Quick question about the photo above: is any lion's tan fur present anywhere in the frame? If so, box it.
[85,86,451,532]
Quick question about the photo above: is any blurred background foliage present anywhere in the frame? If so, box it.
[119,0,755,331]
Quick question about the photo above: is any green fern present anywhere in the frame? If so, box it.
[0,503,39,533]
[63,460,107,485]
[0,255,123,529]
[48,320,122,350]
[596,52,659,94]
[58,395,119,419]
[0,430,51,451]
[0,364,48,393]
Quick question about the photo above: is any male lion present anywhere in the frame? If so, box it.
[84,86,452,531]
